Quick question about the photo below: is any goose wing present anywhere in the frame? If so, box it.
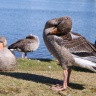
[8,39,33,50]
[54,32,96,62]
[8,39,24,49]
[62,33,96,56]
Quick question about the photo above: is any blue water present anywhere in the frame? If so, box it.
[0,0,96,59]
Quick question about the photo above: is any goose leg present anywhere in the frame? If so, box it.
[22,52,25,58]
[51,68,72,91]
[67,68,72,85]
[25,52,27,58]
[62,69,68,89]
[62,68,72,89]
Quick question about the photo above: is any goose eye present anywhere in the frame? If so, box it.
[61,28,65,32]
[61,30,64,32]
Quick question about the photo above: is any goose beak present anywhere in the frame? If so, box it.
[49,28,60,35]
[0,43,4,49]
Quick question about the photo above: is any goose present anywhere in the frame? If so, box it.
[8,34,40,58]
[43,16,96,91]
[0,36,17,71]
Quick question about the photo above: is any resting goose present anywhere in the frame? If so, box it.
[8,34,40,58]
[0,36,17,71]
[43,16,96,91]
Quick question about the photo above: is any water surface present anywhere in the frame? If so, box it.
[0,0,96,59]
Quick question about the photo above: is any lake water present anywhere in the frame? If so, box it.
[0,0,96,59]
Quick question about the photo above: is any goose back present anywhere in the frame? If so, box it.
[8,35,40,52]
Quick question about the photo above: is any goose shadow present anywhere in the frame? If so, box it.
[0,72,84,90]
[72,66,95,73]
[29,58,53,62]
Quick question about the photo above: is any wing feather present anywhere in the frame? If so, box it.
[54,32,96,57]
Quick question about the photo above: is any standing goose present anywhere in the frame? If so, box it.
[8,34,40,58]
[43,16,96,91]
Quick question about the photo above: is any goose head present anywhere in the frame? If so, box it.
[26,34,39,40]
[49,16,72,35]
[26,34,40,48]
[0,36,8,48]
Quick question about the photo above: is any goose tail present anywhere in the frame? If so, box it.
[8,46,15,51]
[93,40,96,47]
[74,57,96,72]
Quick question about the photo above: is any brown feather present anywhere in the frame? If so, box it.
[8,35,40,52]
[55,32,96,57]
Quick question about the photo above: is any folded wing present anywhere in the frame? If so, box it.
[54,32,96,62]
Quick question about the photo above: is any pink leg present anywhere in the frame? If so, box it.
[62,69,68,89]
[51,68,72,91]
[22,52,25,58]
[67,68,72,85]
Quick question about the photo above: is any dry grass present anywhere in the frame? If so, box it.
[0,58,96,96]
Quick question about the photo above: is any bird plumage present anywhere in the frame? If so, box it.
[61,33,96,54]
[47,31,96,72]
[8,34,40,58]
[43,16,96,91]
[43,16,96,71]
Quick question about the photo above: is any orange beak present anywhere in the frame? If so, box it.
[0,43,4,50]
[49,28,60,35]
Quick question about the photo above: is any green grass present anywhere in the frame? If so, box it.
[17,58,61,71]
[0,58,96,96]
